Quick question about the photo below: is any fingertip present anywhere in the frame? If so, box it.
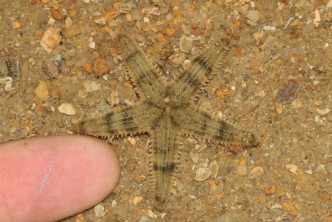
[0,135,120,222]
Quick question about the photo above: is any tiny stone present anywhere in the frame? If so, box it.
[237,158,247,177]
[147,210,157,218]
[94,204,105,218]
[58,103,77,115]
[305,169,312,174]
[43,58,61,78]
[89,41,96,49]
[132,196,143,206]
[139,216,149,222]
[286,164,299,175]
[94,17,107,25]
[257,90,265,97]
[264,185,276,195]
[246,10,260,23]
[250,166,264,178]
[64,17,73,29]
[316,108,330,116]
[179,35,193,53]
[275,102,283,114]
[35,81,49,100]
[194,167,211,181]
[64,24,81,39]
[168,53,186,67]
[83,80,101,92]
[315,164,325,172]
[190,152,199,163]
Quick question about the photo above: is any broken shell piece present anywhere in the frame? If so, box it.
[209,160,219,178]
[194,167,211,182]
[58,103,77,115]
[43,58,61,78]
[286,164,299,175]
[0,76,14,91]
[40,28,61,53]
[93,204,105,218]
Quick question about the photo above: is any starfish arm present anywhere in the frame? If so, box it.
[175,107,257,147]
[73,102,161,137]
[149,115,179,210]
[117,34,166,103]
[170,39,229,104]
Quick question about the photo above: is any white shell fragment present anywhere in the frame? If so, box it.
[40,28,61,53]
[286,164,299,175]
[0,76,14,91]
[194,167,211,182]
[93,204,106,218]
[83,80,101,92]
[58,103,77,115]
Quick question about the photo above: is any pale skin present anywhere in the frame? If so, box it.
[0,135,120,222]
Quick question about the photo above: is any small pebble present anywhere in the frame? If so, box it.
[179,35,193,53]
[169,53,186,67]
[250,166,264,178]
[94,204,105,218]
[0,57,8,75]
[89,41,96,49]
[35,81,49,100]
[139,216,149,222]
[64,24,81,39]
[94,57,109,78]
[194,167,211,181]
[237,158,247,177]
[50,8,63,20]
[64,17,73,29]
[58,103,77,115]
[83,80,101,92]
[216,90,230,100]
[256,90,265,97]
[82,63,93,73]
[316,108,330,116]
[264,185,276,195]
[246,10,260,23]
[141,6,160,16]
[278,79,299,102]
[43,58,61,78]
[132,196,143,206]
[190,152,199,163]
[286,164,299,175]
[147,210,157,218]
[94,17,107,25]
[209,160,219,178]
[313,9,320,27]
[283,203,297,215]
[275,102,283,114]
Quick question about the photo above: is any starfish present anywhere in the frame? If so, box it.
[73,34,257,210]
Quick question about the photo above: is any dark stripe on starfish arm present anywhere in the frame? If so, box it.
[170,116,180,128]
[214,121,233,140]
[106,113,115,134]
[183,70,198,87]
[200,120,207,133]
[193,57,213,73]
[121,112,134,125]
[124,50,139,63]
[155,146,171,155]
[137,72,153,86]
[76,121,86,134]
[155,195,166,203]
[153,162,175,173]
